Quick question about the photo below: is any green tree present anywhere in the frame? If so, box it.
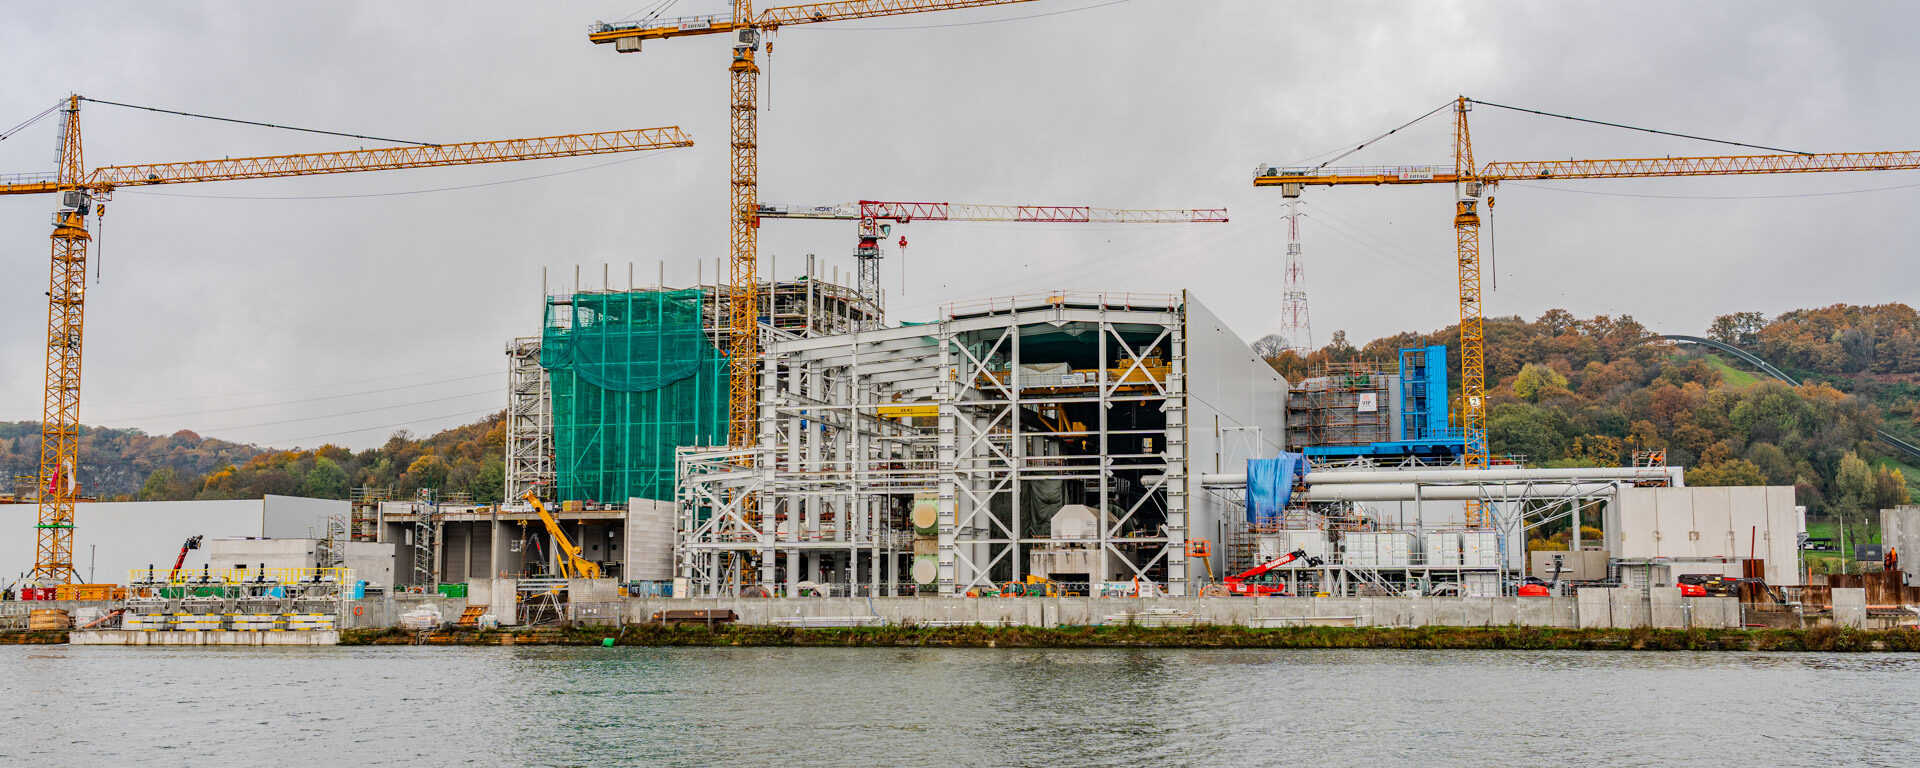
[300,456,351,499]
[1512,363,1570,402]
[1686,458,1767,486]
[137,466,194,500]
[1488,403,1561,463]
[471,458,506,503]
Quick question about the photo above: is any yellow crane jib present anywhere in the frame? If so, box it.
[586,0,1049,451]
[521,491,603,580]
[3,91,692,584]
[1251,96,1920,523]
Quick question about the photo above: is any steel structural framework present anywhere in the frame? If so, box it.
[674,325,942,596]
[938,301,1188,595]
[1203,466,1680,596]
[673,294,1197,596]
[505,338,555,502]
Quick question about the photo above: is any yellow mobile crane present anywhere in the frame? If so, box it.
[521,491,603,580]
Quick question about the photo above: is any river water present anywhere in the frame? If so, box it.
[3,645,1916,767]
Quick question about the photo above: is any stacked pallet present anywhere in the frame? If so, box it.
[28,609,72,631]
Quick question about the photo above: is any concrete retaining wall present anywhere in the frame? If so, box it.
[340,596,468,629]
[15,592,1747,632]
[71,630,339,645]
[577,595,1742,630]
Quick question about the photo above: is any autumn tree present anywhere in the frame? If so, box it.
[1512,363,1570,402]
[1707,311,1767,347]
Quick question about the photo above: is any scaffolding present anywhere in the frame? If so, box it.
[410,496,439,589]
[539,261,879,505]
[1287,362,1394,447]
[315,514,348,570]
[670,292,1276,598]
[505,337,555,503]
[348,486,388,542]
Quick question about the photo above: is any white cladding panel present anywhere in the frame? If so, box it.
[1610,486,1804,586]
[1181,292,1286,581]
[0,499,285,584]
[261,495,350,539]
[627,497,676,581]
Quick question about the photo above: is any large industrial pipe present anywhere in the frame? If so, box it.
[1299,482,1622,502]
[1198,465,1681,488]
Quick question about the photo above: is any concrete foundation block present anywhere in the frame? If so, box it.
[1649,587,1685,629]
[1609,588,1650,628]
[1833,587,1867,629]
[1577,588,1611,628]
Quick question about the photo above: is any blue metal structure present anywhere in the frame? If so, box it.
[1302,345,1465,461]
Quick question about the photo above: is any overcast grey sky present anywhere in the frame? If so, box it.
[2,1,1916,450]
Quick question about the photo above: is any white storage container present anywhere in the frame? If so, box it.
[1376,532,1418,567]
[1344,533,1377,567]
[1426,532,1462,567]
[1279,529,1328,562]
[1462,531,1500,568]
[1462,572,1501,597]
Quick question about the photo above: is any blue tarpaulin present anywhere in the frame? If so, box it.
[1247,452,1308,522]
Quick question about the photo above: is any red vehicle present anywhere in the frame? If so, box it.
[169,535,204,580]
[1220,548,1324,596]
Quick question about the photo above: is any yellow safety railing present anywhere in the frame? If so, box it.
[127,567,353,586]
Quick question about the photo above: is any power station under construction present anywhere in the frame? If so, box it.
[13,3,1920,644]
[489,264,1755,602]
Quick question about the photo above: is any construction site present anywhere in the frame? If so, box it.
[5,3,1920,643]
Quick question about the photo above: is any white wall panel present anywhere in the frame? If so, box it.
[1,499,269,585]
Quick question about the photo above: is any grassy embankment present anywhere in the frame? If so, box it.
[336,624,1920,652]
[1703,353,1765,388]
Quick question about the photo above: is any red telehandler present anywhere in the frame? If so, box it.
[1209,548,1324,596]
[168,535,204,580]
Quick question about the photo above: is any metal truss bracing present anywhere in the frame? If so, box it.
[669,292,1285,599]
[673,296,1206,597]
[505,337,554,502]
[937,302,1188,596]
[674,325,938,597]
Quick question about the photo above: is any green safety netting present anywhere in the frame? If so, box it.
[542,289,728,502]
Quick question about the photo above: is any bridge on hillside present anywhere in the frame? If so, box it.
[1662,334,1920,464]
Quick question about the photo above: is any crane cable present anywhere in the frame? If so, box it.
[79,96,440,147]
[1312,101,1454,172]
[1466,98,1810,156]
[0,101,62,142]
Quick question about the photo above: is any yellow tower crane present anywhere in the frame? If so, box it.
[1,94,692,584]
[587,0,1048,448]
[1256,96,1920,523]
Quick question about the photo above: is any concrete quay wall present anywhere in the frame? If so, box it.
[71,630,340,645]
[596,591,1741,630]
